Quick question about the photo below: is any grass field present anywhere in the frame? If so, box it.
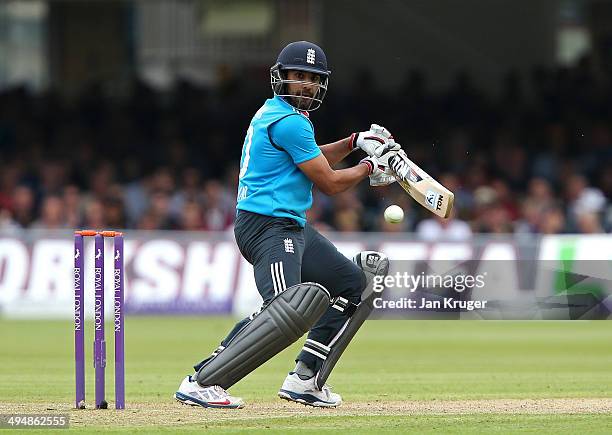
[1,318,611,433]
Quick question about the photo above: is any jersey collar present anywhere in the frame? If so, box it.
[275,96,309,117]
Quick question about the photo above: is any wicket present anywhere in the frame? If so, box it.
[74,230,125,409]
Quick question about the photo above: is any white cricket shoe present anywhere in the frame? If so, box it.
[278,372,342,407]
[174,375,244,409]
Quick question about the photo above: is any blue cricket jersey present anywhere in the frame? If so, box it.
[236,96,321,227]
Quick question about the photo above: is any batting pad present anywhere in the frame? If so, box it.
[196,282,331,389]
[315,251,390,390]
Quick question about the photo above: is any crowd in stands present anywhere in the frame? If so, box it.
[0,55,610,237]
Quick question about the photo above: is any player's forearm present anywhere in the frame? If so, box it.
[319,137,353,166]
[320,163,369,195]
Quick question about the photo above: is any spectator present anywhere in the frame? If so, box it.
[539,205,567,234]
[491,179,520,222]
[0,208,19,232]
[63,185,83,228]
[576,212,603,234]
[565,174,607,232]
[11,185,36,228]
[0,57,609,234]
[201,180,234,231]
[416,210,472,241]
[527,177,555,207]
[514,198,542,235]
[144,190,177,230]
[179,200,204,231]
[170,167,201,219]
[331,191,363,232]
[83,198,106,230]
[105,196,127,229]
[334,208,362,232]
[31,195,66,229]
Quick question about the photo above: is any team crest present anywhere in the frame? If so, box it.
[306,48,315,64]
[284,238,294,254]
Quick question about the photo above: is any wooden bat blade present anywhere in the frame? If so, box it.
[389,152,455,218]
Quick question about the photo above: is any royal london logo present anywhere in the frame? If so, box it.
[284,238,294,254]
[306,48,315,64]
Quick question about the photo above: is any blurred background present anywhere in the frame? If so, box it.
[0,0,610,238]
[1,4,610,421]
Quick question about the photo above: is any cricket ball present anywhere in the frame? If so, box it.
[384,205,404,224]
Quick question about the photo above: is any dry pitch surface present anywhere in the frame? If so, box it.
[3,399,612,424]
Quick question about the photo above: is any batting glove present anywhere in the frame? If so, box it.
[360,156,381,175]
[369,172,397,186]
[349,124,401,157]
[360,155,397,186]
[369,123,393,140]
[377,146,404,169]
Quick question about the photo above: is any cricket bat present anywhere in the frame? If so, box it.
[388,151,454,218]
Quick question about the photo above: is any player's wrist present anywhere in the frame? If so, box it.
[348,133,358,152]
[359,158,374,175]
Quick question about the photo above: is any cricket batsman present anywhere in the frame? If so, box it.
[175,41,400,408]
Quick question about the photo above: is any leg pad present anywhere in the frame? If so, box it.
[196,282,330,389]
[314,251,389,390]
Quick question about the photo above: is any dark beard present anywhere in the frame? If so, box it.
[290,95,314,110]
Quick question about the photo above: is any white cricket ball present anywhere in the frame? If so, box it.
[384,205,404,224]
